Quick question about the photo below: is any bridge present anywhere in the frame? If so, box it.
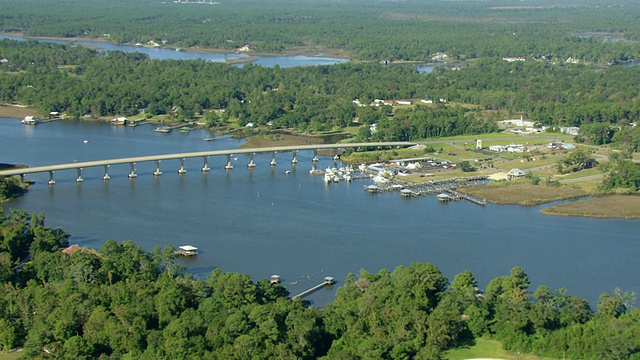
[0,142,416,184]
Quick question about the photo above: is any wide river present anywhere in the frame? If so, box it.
[2,119,639,307]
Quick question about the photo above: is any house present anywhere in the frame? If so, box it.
[507,168,526,180]
[237,44,251,52]
[559,126,580,135]
[396,100,412,105]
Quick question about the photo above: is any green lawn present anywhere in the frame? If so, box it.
[445,338,556,360]
[0,351,23,360]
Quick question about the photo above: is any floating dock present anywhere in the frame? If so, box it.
[292,276,335,300]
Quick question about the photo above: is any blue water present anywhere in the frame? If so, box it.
[0,34,349,68]
[2,118,639,308]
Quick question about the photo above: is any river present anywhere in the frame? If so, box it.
[0,34,349,68]
[2,118,639,307]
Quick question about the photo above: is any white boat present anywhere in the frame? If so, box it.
[285,170,292,175]
[324,173,333,183]
[344,173,352,182]
[372,175,389,184]
[155,126,171,133]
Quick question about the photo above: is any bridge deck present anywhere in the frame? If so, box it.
[0,142,415,176]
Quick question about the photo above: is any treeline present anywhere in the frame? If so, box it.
[2,0,640,63]
[1,209,639,359]
[1,40,640,141]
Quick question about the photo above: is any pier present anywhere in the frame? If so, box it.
[292,276,335,300]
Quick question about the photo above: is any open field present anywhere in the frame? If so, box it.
[0,104,41,119]
[458,181,591,206]
[541,195,640,219]
[445,338,556,360]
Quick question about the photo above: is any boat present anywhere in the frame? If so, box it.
[285,170,292,175]
[155,126,171,133]
[21,116,39,125]
[203,137,216,141]
[324,173,333,183]
[83,140,89,144]
[372,175,389,184]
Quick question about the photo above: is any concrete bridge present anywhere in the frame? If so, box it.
[0,142,416,184]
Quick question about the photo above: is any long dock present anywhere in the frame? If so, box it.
[291,276,335,300]
[445,189,486,206]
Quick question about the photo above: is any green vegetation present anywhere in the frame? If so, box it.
[2,0,640,63]
[0,177,29,202]
[459,181,590,206]
[1,209,639,359]
[541,195,640,218]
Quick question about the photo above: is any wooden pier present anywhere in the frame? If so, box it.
[445,189,486,206]
[292,276,335,300]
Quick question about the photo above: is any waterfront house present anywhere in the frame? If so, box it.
[507,168,526,180]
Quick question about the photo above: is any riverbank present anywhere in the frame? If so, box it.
[540,195,640,219]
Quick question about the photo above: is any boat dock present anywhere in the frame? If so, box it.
[175,245,198,257]
[445,189,486,205]
[363,175,488,205]
[291,276,335,300]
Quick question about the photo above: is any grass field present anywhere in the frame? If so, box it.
[459,181,591,206]
[541,195,640,219]
[445,338,556,360]
[0,351,22,360]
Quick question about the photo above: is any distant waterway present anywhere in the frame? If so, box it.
[0,34,349,68]
[2,117,639,307]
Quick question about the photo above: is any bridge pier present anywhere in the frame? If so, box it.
[247,153,256,168]
[225,154,234,170]
[178,158,187,174]
[48,170,55,185]
[153,160,162,176]
[312,149,319,162]
[128,162,137,178]
[270,151,277,166]
[202,156,210,172]
[291,150,298,164]
[75,168,84,182]
[102,165,110,180]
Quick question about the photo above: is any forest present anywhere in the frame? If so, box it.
[2,0,640,64]
[1,39,640,143]
[0,209,638,359]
